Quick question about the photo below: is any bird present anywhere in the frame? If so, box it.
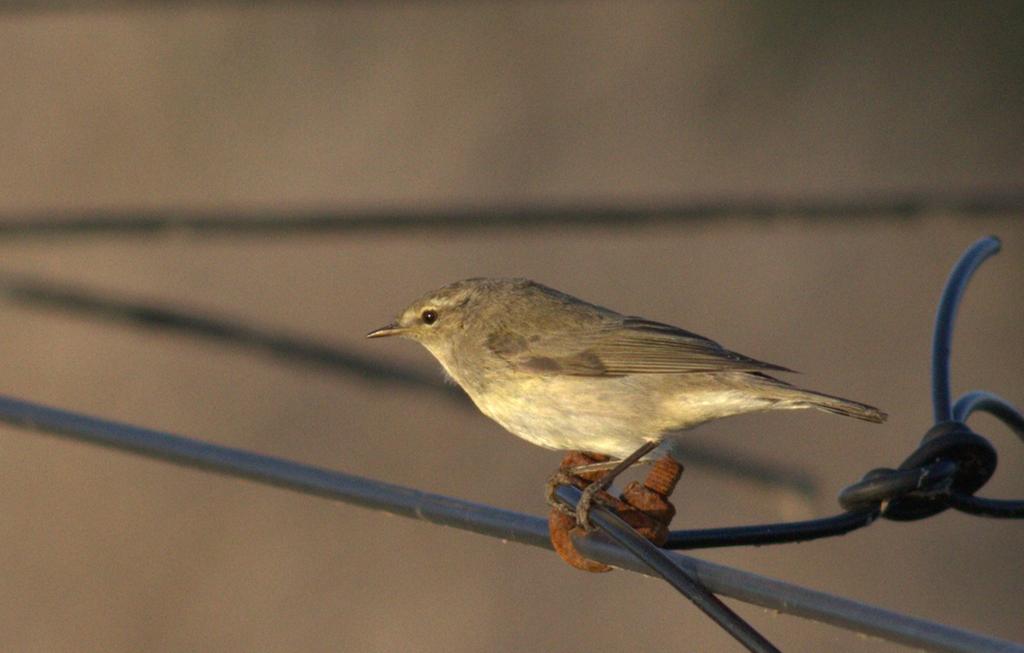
[367,277,886,529]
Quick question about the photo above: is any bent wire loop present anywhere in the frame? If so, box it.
[658,235,1021,557]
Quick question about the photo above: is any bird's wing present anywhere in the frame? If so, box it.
[487,316,793,377]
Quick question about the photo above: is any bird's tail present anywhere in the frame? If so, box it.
[789,388,887,423]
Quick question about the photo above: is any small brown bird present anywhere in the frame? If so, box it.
[369,278,885,527]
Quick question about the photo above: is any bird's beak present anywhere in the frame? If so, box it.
[366,321,406,338]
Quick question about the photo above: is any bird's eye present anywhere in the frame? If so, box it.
[421,309,438,325]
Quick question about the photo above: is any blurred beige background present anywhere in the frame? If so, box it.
[0,3,1022,652]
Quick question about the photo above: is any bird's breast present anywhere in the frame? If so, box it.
[459,373,664,457]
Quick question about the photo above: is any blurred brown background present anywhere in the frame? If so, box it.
[1,2,1022,652]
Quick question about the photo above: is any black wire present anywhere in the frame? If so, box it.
[949,391,1024,517]
[663,510,877,550]
[928,237,1024,518]
[947,493,1024,518]
[2,194,1024,240]
[556,486,780,653]
[0,274,456,396]
[931,235,1003,423]
[953,391,1024,443]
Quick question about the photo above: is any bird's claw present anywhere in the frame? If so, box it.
[545,469,582,517]
[575,482,602,531]
[549,452,684,572]
[545,462,615,527]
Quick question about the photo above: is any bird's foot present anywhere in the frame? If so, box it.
[548,453,685,572]
[544,451,613,517]
[544,469,579,517]
[546,451,618,573]
[574,480,608,532]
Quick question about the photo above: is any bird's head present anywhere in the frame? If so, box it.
[366,278,508,351]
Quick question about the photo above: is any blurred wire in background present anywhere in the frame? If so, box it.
[2,192,1024,239]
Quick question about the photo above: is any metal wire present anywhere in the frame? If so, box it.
[664,509,877,550]
[555,486,780,653]
[931,236,1003,423]
[0,273,455,396]
[949,390,1024,517]
[1,194,1024,239]
[0,393,1019,653]
[953,391,1024,441]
